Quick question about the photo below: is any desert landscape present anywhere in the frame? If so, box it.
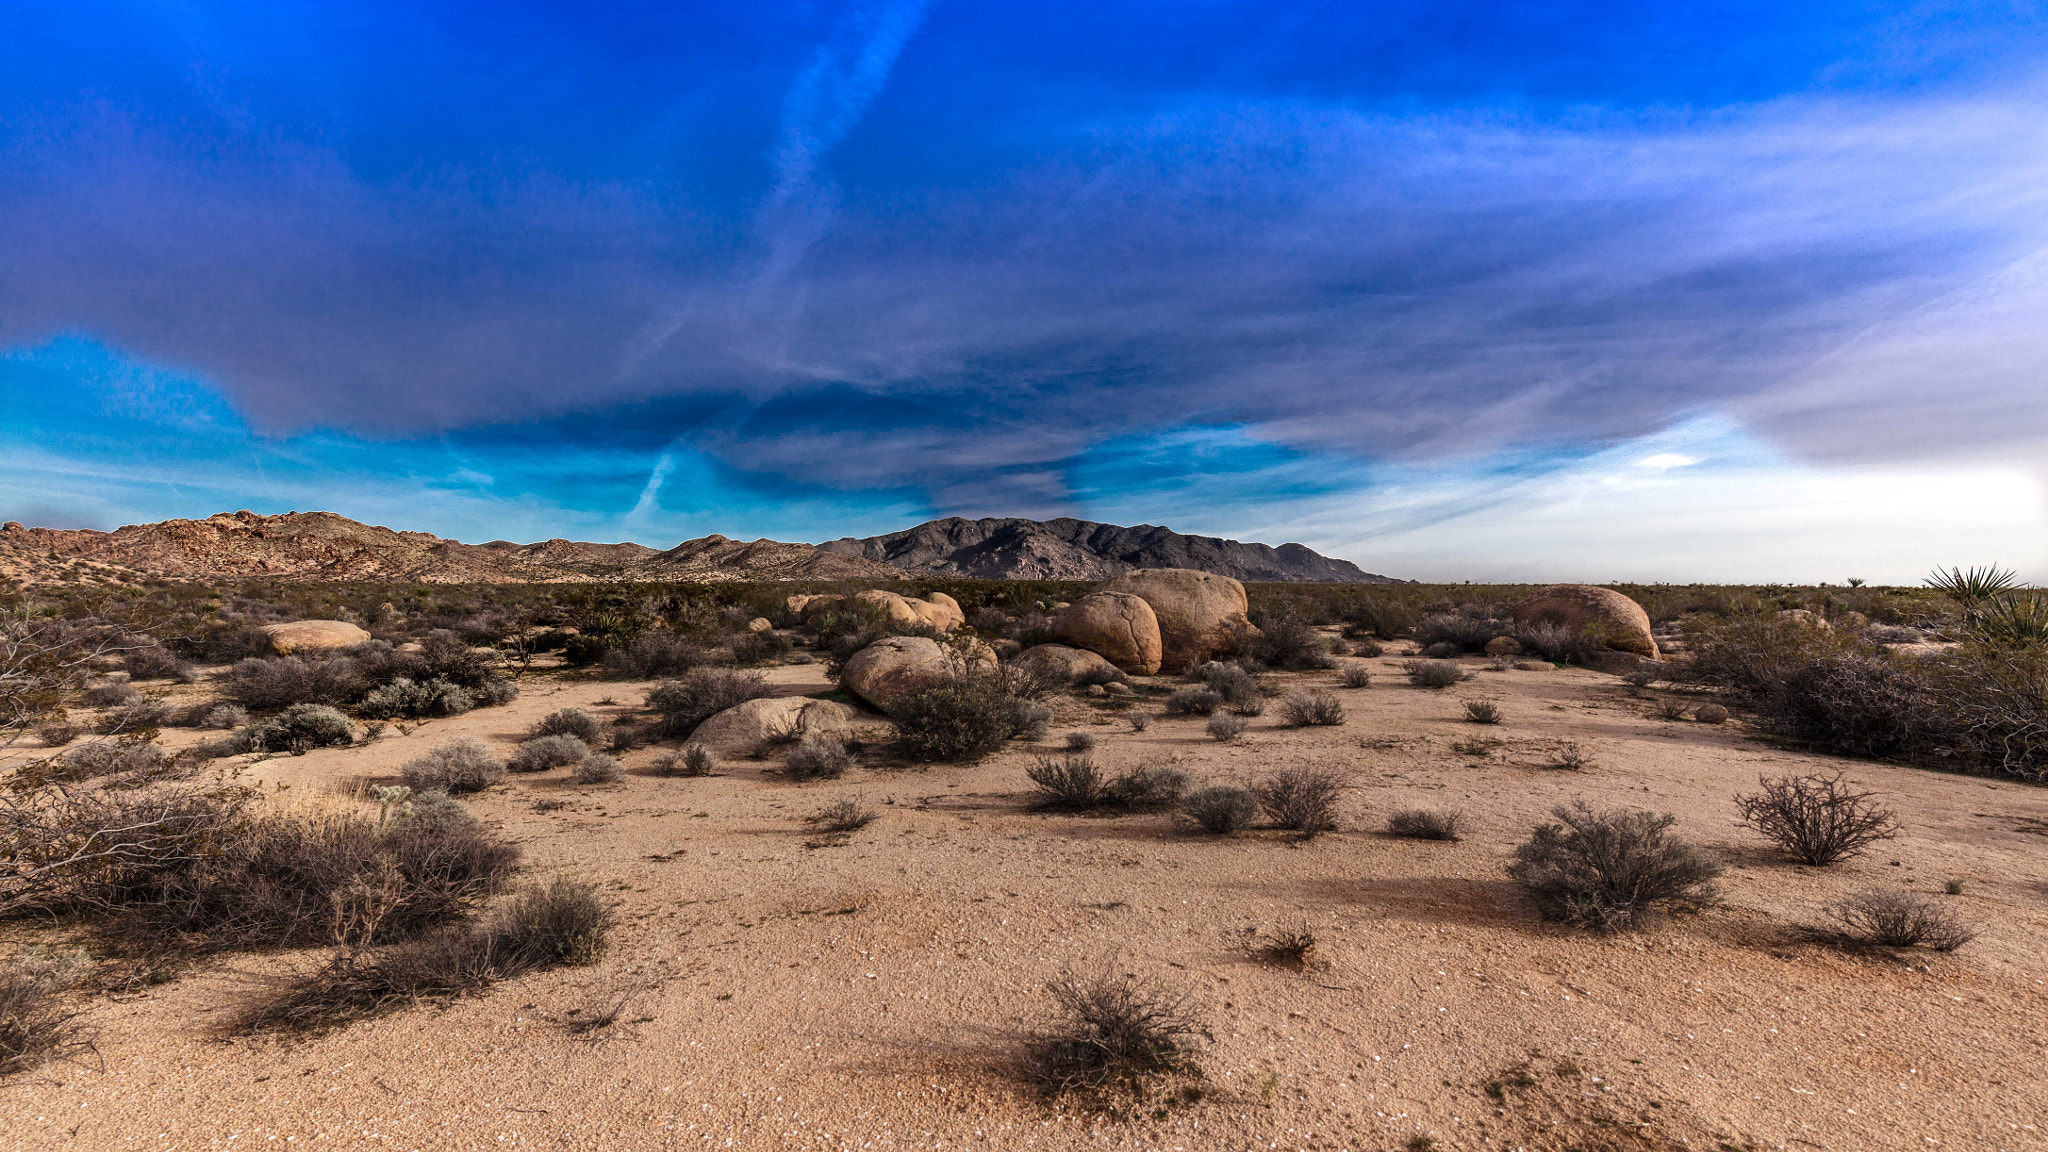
[3,515,2044,1151]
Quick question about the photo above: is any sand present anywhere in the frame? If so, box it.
[5,646,2047,1151]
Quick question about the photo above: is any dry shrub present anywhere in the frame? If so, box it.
[1277,691,1345,728]
[218,655,363,710]
[569,753,624,785]
[783,734,854,781]
[892,670,1030,762]
[530,708,605,744]
[1252,765,1345,835]
[1206,713,1248,742]
[123,646,194,682]
[508,734,587,773]
[1256,924,1320,969]
[1164,687,1223,716]
[646,669,771,740]
[21,739,174,788]
[1653,699,1690,721]
[357,677,473,720]
[1244,618,1337,671]
[599,632,708,679]
[1463,700,1503,725]
[1407,660,1464,689]
[0,951,93,1078]
[730,629,792,667]
[1027,755,1106,809]
[1106,763,1189,811]
[236,704,360,754]
[80,680,138,709]
[1032,967,1202,1097]
[812,798,877,833]
[1127,712,1151,733]
[237,875,609,1034]
[1825,891,1974,951]
[93,696,172,735]
[1182,786,1258,834]
[399,738,504,795]
[1765,655,1948,759]
[1413,613,1505,654]
[33,720,80,747]
[1734,772,1900,865]
[1386,808,1463,841]
[1349,638,1386,658]
[1338,662,1374,688]
[1546,740,1595,771]
[1064,731,1097,752]
[1506,803,1722,932]
[0,778,259,917]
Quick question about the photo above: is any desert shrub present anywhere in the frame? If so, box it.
[645,668,771,740]
[235,875,609,1034]
[530,708,605,744]
[242,704,360,753]
[569,752,624,785]
[1463,700,1503,725]
[1546,740,1596,771]
[81,679,138,709]
[1188,662,1261,707]
[0,951,91,1078]
[93,696,172,735]
[1064,731,1097,752]
[893,671,1030,762]
[1762,654,1948,759]
[651,744,714,778]
[813,798,878,833]
[1421,641,1463,659]
[1407,660,1464,689]
[0,777,259,916]
[357,677,474,720]
[509,734,587,773]
[1277,691,1345,727]
[1342,599,1416,640]
[1350,638,1385,658]
[1734,772,1900,865]
[218,655,364,710]
[1206,713,1248,742]
[599,631,708,680]
[783,734,854,781]
[471,677,519,707]
[1164,688,1223,716]
[1413,613,1505,654]
[1926,644,2048,779]
[1512,621,1608,665]
[1027,755,1107,809]
[123,646,194,682]
[562,634,610,666]
[731,629,792,666]
[1386,808,1464,841]
[1245,619,1336,671]
[46,740,172,785]
[399,738,504,795]
[1233,693,1266,718]
[33,720,79,747]
[197,704,248,730]
[1653,699,1690,721]
[1072,662,1130,688]
[1010,699,1053,741]
[1182,786,1258,834]
[1033,968,1202,1096]
[1252,765,1345,835]
[1127,712,1151,733]
[1675,614,1854,702]
[1505,803,1722,931]
[1825,891,1974,951]
[394,790,476,832]
[1107,764,1189,811]
[1256,924,1319,969]
[1338,662,1373,688]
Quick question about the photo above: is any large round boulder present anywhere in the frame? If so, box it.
[1511,585,1658,658]
[840,636,996,717]
[688,695,864,752]
[907,591,965,631]
[1053,592,1163,675]
[1097,569,1251,673]
[259,620,372,655]
[849,589,963,632]
[1013,644,1125,687]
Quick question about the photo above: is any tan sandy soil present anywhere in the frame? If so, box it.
[6,648,2048,1151]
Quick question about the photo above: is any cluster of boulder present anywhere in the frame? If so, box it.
[1028,567,1256,680]
[786,589,965,632]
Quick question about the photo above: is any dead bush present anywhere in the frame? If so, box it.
[811,798,878,834]
[1106,763,1189,811]
[652,745,714,778]
[1735,772,1900,865]
[1338,662,1373,688]
[568,753,624,785]
[1027,755,1107,809]
[0,951,93,1078]
[1256,924,1320,970]
[0,778,259,917]
[1463,700,1503,724]
[399,738,504,795]
[122,646,194,682]
[1127,712,1151,733]
[1546,740,1595,771]
[1243,619,1336,671]
[1164,687,1224,716]
[1407,660,1464,689]
[1252,765,1345,836]
[1033,967,1202,1097]
[1825,890,1974,951]
[1064,731,1097,752]
[1206,713,1247,742]
[93,696,172,735]
[508,734,587,773]
[1182,786,1258,834]
[1506,803,1722,931]
[645,669,772,740]
[217,655,363,710]
[1277,691,1345,727]
[1386,808,1464,841]
[783,734,854,781]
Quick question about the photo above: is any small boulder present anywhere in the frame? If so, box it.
[1014,644,1124,686]
[1103,681,1135,697]
[1484,636,1522,657]
[689,695,864,752]
[1053,592,1163,674]
[1511,585,1658,658]
[1085,684,1107,697]
[1776,609,1831,630]
[259,620,372,655]
[1695,703,1729,725]
[1098,568,1253,673]
[841,636,996,717]
[747,617,774,633]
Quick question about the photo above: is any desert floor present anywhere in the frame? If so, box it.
[5,644,2047,1152]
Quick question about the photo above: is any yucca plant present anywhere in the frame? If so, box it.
[1926,565,2023,614]
[1971,593,2048,648]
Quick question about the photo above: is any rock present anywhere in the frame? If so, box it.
[1582,649,1671,677]
[787,593,843,618]
[1511,585,1658,658]
[1053,592,1164,674]
[850,589,963,631]
[1014,644,1124,686]
[1484,636,1522,657]
[688,695,864,751]
[259,620,372,655]
[906,592,965,631]
[747,617,773,633]
[840,636,995,717]
[1097,568,1253,673]
[1695,703,1729,724]
[1841,611,1870,629]
[1104,681,1134,697]
[1513,660,1551,672]
[1085,684,1107,697]
[853,589,923,626]
[1776,609,1831,630]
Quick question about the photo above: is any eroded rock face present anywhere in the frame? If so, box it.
[1511,585,1658,658]
[840,636,995,717]
[1053,592,1163,674]
[1013,644,1124,686]
[259,620,372,655]
[689,696,863,751]
[1097,569,1251,673]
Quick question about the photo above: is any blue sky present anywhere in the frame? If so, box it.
[4,2,2046,581]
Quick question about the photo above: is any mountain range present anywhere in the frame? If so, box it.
[0,510,1393,585]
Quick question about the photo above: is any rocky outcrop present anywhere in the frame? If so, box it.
[259,620,372,654]
[840,637,995,717]
[851,590,964,632]
[1097,568,1253,673]
[1013,644,1124,686]
[688,695,864,751]
[1511,585,1658,658]
[819,517,1395,583]
[1053,592,1163,674]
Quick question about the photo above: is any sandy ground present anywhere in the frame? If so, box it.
[5,645,2048,1152]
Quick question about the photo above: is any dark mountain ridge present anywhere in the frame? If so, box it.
[819,516,1395,583]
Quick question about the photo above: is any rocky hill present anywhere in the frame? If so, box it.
[818,517,1394,582]
[0,511,902,586]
